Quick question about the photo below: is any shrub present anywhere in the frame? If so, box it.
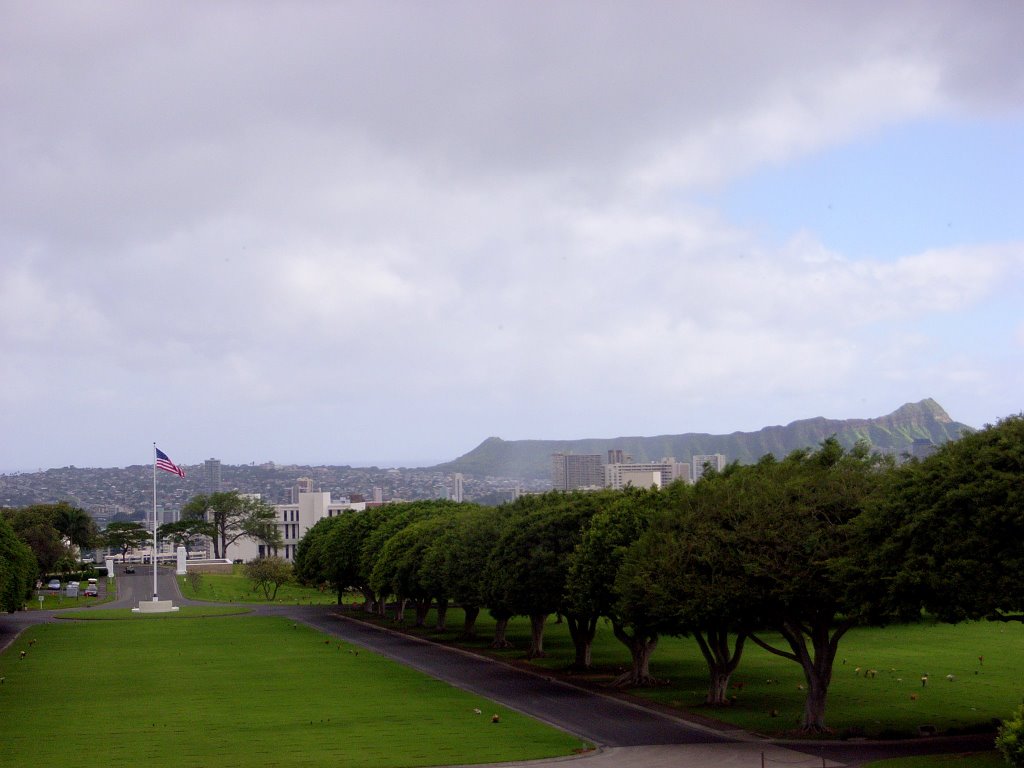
[996,704,1024,767]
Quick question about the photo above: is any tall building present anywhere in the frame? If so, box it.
[551,453,604,491]
[452,473,465,503]
[203,459,222,493]
[692,453,726,481]
[290,477,314,503]
[605,458,691,490]
[232,491,367,563]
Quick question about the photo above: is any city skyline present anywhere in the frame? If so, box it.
[2,4,1022,472]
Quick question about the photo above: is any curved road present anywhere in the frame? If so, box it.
[1,567,995,768]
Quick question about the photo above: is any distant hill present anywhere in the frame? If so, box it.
[432,399,973,480]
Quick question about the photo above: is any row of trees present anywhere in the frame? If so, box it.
[293,415,1024,733]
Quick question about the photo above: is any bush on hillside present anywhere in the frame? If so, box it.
[996,704,1024,767]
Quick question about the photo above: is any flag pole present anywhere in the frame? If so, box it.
[152,442,158,600]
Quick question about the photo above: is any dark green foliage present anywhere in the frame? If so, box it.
[243,556,292,600]
[0,514,37,612]
[886,414,1024,623]
[997,704,1024,768]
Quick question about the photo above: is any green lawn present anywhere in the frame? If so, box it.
[360,605,1024,739]
[178,567,340,605]
[0,614,587,768]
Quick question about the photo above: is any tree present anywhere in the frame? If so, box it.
[243,556,293,600]
[422,505,502,638]
[564,488,654,670]
[370,515,451,626]
[180,491,282,561]
[614,470,762,703]
[485,491,601,659]
[0,515,36,613]
[885,415,1024,624]
[739,439,901,732]
[103,522,150,562]
[157,519,205,555]
[2,505,70,574]
[362,500,462,621]
[52,502,98,552]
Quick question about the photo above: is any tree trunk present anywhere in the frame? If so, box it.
[527,613,548,658]
[359,587,376,612]
[414,598,431,627]
[564,612,598,671]
[610,621,659,686]
[393,597,408,623]
[461,605,480,639]
[694,628,747,706]
[491,616,512,649]
[434,598,448,631]
[790,621,843,733]
[750,619,850,733]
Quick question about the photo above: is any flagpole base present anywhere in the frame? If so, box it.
[133,600,179,614]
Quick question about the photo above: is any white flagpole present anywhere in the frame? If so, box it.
[152,443,158,600]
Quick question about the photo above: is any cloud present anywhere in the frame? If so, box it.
[1,3,1022,467]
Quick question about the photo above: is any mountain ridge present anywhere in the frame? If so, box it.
[431,398,972,480]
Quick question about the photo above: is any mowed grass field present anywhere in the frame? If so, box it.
[370,605,1024,739]
[178,568,339,605]
[0,614,587,768]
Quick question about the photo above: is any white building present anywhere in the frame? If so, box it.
[452,473,465,503]
[231,491,366,563]
[605,458,691,490]
[692,453,727,481]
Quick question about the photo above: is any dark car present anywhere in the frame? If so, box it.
[124,565,136,574]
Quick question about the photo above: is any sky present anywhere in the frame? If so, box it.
[2,2,1023,472]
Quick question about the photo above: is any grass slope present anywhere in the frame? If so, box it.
[178,568,339,605]
[0,615,585,767]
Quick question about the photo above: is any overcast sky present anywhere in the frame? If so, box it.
[2,2,1022,471]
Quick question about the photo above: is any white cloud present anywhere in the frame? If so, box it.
[1,3,1022,468]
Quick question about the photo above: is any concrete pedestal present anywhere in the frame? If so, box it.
[133,600,179,613]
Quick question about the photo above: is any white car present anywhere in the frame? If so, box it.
[46,579,61,591]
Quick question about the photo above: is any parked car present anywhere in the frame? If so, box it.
[124,565,135,574]
[68,581,80,589]
[83,584,99,597]
[46,579,61,591]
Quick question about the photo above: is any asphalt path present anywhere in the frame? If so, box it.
[0,567,997,768]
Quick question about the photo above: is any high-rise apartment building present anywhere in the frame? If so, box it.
[203,459,222,493]
[452,473,465,503]
[692,453,726,481]
[551,453,604,491]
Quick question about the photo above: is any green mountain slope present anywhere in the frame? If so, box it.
[433,399,972,480]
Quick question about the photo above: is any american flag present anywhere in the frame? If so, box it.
[155,447,186,478]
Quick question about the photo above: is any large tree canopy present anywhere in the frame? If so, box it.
[739,439,902,732]
[884,414,1024,623]
[2,504,74,574]
[180,491,282,560]
[0,515,36,612]
[103,521,151,562]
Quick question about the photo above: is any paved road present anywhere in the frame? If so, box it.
[1,568,996,768]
